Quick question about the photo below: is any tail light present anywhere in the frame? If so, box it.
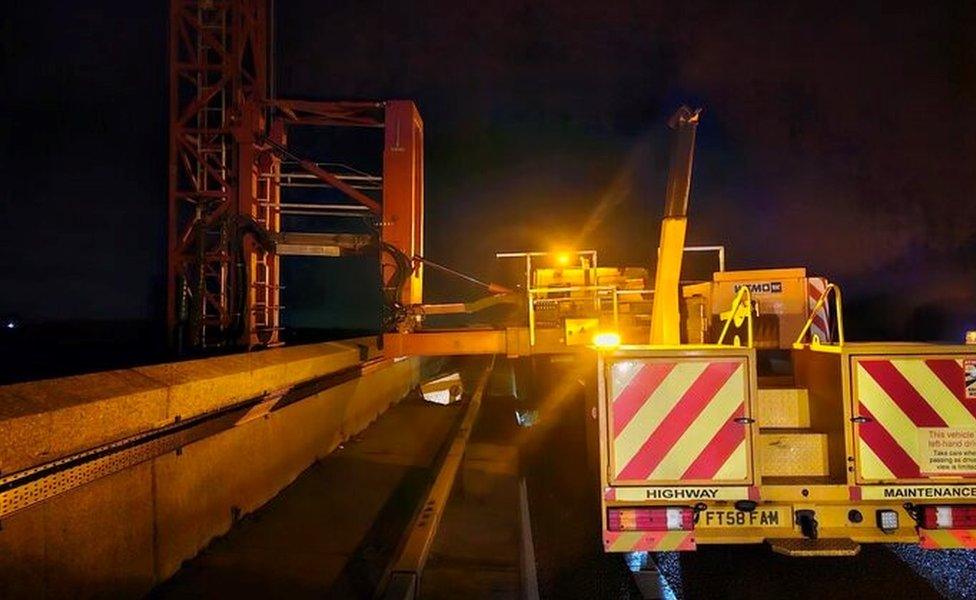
[920,505,976,529]
[607,507,694,532]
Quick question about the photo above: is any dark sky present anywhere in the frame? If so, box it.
[2,1,975,340]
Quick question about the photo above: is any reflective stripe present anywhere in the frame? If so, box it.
[612,362,677,436]
[856,433,897,480]
[920,528,976,549]
[650,379,742,479]
[713,439,749,480]
[927,359,976,419]
[614,362,708,470]
[680,405,746,479]
[861,361,946,427]
[893,360,976,427]
[808,277,831,343]
[604,530,696,552]
[858,403,920,478]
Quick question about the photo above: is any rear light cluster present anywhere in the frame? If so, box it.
[921,505,976,529]
[607,507,694,532]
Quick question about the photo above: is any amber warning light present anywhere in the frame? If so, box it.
[593,331,622,349]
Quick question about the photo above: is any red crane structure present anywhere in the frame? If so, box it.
[167,0,423,351]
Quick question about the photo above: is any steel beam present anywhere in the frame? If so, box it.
[382,101,425,307]
[273,232,373,257]
[383,328,531,357]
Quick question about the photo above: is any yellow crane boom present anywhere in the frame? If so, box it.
[649,106,702,344]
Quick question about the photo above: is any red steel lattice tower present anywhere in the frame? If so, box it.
[169,0,424,352]
[168,0,279,350]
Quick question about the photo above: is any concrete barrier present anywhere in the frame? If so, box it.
[0,341,419,599]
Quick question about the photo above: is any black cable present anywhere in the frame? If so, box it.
[379,242,413,331]
[412,255,495,291]
[223,216,275,347]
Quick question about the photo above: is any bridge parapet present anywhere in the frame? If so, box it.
[0,339,418,599]
[0,341,374,475]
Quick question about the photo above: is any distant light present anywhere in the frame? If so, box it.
[966,330,976,345]
[593,331,621,349]
[515,409,539,428]
[5,321,14,330]
[556,252,572,266]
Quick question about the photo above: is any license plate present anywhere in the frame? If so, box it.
[699,507,791,528]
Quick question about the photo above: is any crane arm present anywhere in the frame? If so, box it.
[649,106,702,344]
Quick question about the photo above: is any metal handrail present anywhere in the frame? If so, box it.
[716,286,754,348]
[793,283,845,347]
[529,285,616,294]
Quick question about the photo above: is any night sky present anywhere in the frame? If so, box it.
[2,1,975,345]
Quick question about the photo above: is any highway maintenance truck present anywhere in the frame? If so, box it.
[586,108,976,556]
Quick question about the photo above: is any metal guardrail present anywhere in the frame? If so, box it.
[378,358,494,600]
[716,286,754,348]
[682,244,726,273]
[793,282,845,348]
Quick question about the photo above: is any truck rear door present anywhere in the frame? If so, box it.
[852,354,976,482]
[606,355,754,485]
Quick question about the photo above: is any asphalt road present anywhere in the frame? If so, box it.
[658,544,976,600]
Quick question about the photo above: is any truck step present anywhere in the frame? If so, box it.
[757,375,794,388]
[768,538,860,557]
[756,387,810,428]
[759,432,829,477]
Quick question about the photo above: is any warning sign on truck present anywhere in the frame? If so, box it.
[918,427,976,475]
[965,359,976,400]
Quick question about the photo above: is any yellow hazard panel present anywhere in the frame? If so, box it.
[603,530,695,552]
[852,355,976,482]
[920,529,976,549]
[606,357,752,485]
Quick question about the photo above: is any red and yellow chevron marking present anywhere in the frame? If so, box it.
[608,359,749,483]
[604,530,695,552]
[854,357,976,481]
[920,529,976,549]
[807,277,831,343]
